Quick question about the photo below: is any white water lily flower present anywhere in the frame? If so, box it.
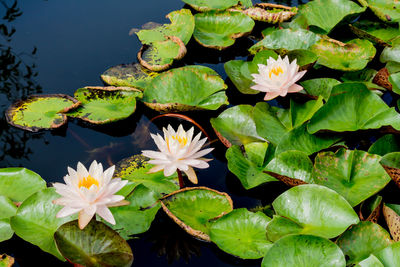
[53,160,128,229]
[142,124,214,184]
[251,55,307,100]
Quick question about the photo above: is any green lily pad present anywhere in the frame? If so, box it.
[226,142,277,190]
[54,220,133,267]
[359,195,383,223]
[106,185,160,239]
[210,105,265,147]
[209,208,272,259]
[308,83,400,133]
[380,152,400,188]
[135,9,194,45]
[0,196,17,242]
[380,39,400,64]
[349,20,400,46]
[357,0,400,23]
[161,187,233,241]
[101,64,158,90]
[310,38,376,71]
[295,0,366,34]
[142,65,228,112]
[182,0,240,12]
[286,49,318,70]
[6,94,79,132]
[356,255,385,267]
[341,68,387,91]
[336,221,393,265]
[0,254,14,267]
[262,235,346,267]
[300,78,341,100]
[267,184,359,240]
[0,167,46,202]
[193,11,255,50]
[368,134,400,156]
[114,155,179,197]
[390,72,400,94]
[66,87,142,124]
[312,149,391,207]
[250,28,321,54]
[374,242,400,267]
[0,219,13,243]
[10,188,77,260]
[224,50,278,94]
[241,3,297,23]
[383,203,400,241]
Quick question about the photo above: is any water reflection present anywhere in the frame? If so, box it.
[0,0,44,166]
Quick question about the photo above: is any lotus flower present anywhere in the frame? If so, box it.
[53,161,128,229]
[142,124,213,184]
[251,55,307,100]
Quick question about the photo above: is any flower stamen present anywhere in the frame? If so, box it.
[269,66,284,78]
[78,175,99,189]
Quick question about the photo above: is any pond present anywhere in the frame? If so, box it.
[1,0,400,266]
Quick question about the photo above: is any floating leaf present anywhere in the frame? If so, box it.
[54,220,133,267]
[193,11,255,50]
[286,49,318,70]
[210,105,265,147]
[160,187,233,241]
[356,255,385,267]
[182,0,240,12]
[224,50,278,94]
[0,196,17,242]
[380,39,400,64]
[308,83,400,133]
[368,134,400,156]
[349,20,400,46]
[380,152,400,189]
[336,221,393,265]
[226,142,277,190]
[10,188,76,260]
[114,155,179,197]
[300,78,341,100]
[0,167,46,202]
[6,94,79,132]
[241,3,297,23]
[209,208,272,259]
[383,203,400,241]
[359,195,383,223]
[142,65,228,112]
[310,38,376,71]
[250,28,321,54]
[66,87,142,124]
[100,64,158,91]
[0,254,14,267]
[374,242,400,266]
[390,72,400,94]
[267,184,359,240]
[357,0,400,23]
[262,235,346,267]
[312,149,391,207]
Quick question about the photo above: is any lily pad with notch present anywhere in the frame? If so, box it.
[160,187,233,242]
[6,94,80,132]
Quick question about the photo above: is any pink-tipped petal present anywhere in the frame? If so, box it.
[264,91,280,100]
[287,84,304,93]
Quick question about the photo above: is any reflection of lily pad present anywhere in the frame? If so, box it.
[241,3,297,23]
[267,184,359,240]
[209,208,272,259]
[114,155,179,197]
[310,38,376,71]
[54,220,133,267]
[313,149,391,207]
[66,86,142,124]
[142,65,228,112]
[182,0,240,12]
[336,221,393,265]
[6,94,79,132]
[194,11,255,50]
[357,0,400,23]
[101,63,158,90]
[262,235,346,267]
[161,187,233,241]
[308,83,400,133]
[383,203,400,241]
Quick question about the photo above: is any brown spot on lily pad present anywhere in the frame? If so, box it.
[373,68,392,90]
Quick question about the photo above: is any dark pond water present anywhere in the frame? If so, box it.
[1,0,399,266]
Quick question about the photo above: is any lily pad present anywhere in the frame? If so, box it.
[312,149,391,207]
[160,187,233,241]
[241,3,297,23]
[300,78,341,100]
[356,255,385,267]
[193,11,255,50]
[267,184,359,240]
[100,63,158,91]
[0,167,46,202]
[6,94,79,132]
[226,142,277,190]
[383,203,400,241]
[349,20,400,46]
[142,65,228,112]
[66,87,142,124]
[224,50,278,94]
[308,83,400,133]
[357,0,400,23]
[0,254,14,267]
[286,49,318,70]
[10,188,77,260]
[249,28,321,54]
[182,0,240,12]
[310,38,376,71]
[262,235,346,267]
[368,134,400,156]
[359,195,383,223]
[0,196,17,242]
[54,220,133,267]
[106,185,160,239]
[336,221,393,265]
[374,242,400,267]
[390,72,400,94]
[210,105,265,147]
[380,39,400,64]
[380,152,400,188]
[114,155,179,197]
[209,208,272,259]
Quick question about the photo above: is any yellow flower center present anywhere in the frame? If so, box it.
[78,175,99,189]
[166,135,188,150]
[269,66,284,78]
